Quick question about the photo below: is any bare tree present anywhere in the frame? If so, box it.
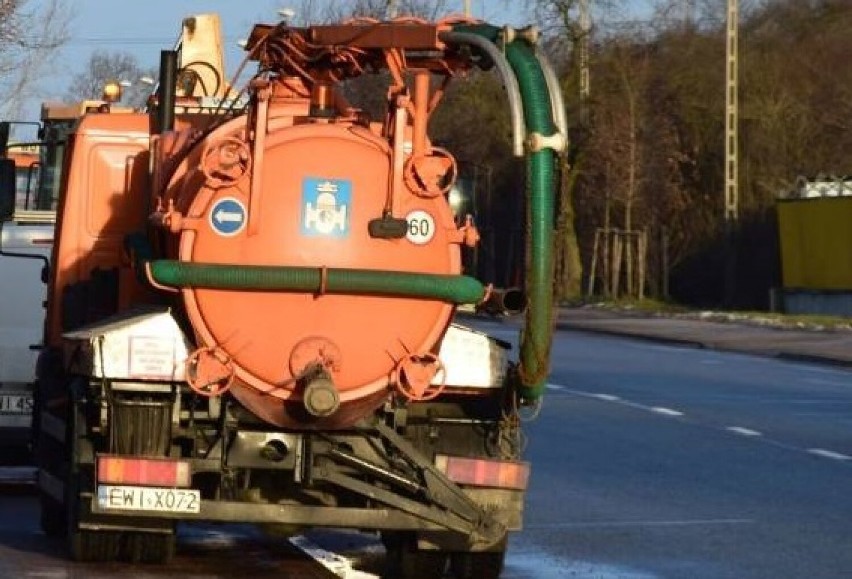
[65,51,156,109]
[291,0,450,23]
[0,0,71,122]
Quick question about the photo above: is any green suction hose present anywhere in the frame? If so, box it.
[448,24,560,401]
[146,260,487,304]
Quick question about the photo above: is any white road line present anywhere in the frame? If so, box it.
[560,388,669,413]
[550,387,621,403]
[650,407,684,417]
[594,394,621,402]
[807,449,852,461]
[557,385,852,465]
[726,426,762,437]
[289,535,380,579]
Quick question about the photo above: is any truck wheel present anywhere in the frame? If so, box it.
[38,493,66,537]
[66,480,123,562]
[69,528,122,562]
[383,532,448,579]
[126,531,176,564]
[67,490,121,562]
[34,402,67,536]
[66,468,121,562]
[449,551,506,579]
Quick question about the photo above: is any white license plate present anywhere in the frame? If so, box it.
[97,485,201,514]
[0,394,33,415]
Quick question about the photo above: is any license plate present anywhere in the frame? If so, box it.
[97,485,201,514]
[0,394,33,415]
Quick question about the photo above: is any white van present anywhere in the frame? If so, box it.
[0,210,54,445]
[0,118,68,449]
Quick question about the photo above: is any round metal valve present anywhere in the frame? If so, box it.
[403,147,458,198]
[186,347,235,397]
[393,352,447,401]
[201,137,251,188]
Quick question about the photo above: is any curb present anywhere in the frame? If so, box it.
[775,352,852,369]
[555,321,707,350]
[558,321,852,369]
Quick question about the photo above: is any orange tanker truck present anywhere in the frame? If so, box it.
[0,13,566,577]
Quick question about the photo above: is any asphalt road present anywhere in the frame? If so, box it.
[1,322,851,578]
[484,321,852,579]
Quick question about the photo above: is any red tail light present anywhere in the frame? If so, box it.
[97,455,191,488]
[435,455,530,490]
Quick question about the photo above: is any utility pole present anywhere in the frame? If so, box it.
[463,0,471,17]
[387,0,398,19]
[683,0,694,30]
[579,0,591,104]
[724,0,739,305]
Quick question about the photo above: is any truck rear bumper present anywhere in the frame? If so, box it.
[83,486,523,535]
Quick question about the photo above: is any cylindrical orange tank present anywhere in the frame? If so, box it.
[162,105,461,428]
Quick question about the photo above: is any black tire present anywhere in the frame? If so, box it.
[65,451,122,562]
[35,423,68,537]
[38,492,66,537]
[69,527,122,562]
[126,531,176,564]
[449,551,506,579]
[383,533,449,579]
[65,474,124,563]
[126,533,176,565]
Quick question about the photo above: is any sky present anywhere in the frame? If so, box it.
[19,0,655,121]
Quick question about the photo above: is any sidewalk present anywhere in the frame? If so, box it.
[555,307,852,368]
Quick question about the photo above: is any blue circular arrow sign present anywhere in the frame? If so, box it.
[209,197,246,236]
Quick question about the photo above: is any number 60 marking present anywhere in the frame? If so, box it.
[405,210,435,245]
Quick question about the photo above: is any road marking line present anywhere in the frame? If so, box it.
[594,394,621,402]
[561,388,696,422]
[528,518,754,529]
[549,386,619,402]
[726,426,762,437]
[289,535,380,579]
[650,407,684,417]
[551,386,852,464]
[807,449,852,461]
